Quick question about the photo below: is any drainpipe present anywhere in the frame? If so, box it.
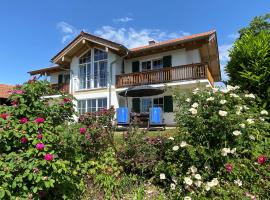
[108,47,129,107]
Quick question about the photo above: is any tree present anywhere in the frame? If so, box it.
[226,14,270,109]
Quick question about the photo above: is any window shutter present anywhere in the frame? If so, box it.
[132,61,140,72]
[58,74,63,84]
[164,96,173,112]
[163,55,172,68]
[132,98,140,113]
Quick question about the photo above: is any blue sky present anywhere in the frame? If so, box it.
[0,0,269,85]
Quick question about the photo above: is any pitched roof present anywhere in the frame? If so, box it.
[130,30,216,52]
[0,84,14,98]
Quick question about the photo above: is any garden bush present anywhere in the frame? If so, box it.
[155,85,270,199]
[0,79,82,199]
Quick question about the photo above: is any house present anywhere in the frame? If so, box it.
[0,84,14,105]
[29,30,220,125]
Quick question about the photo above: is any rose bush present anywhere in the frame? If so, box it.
[0,80,81,199]
[155,85,270,199]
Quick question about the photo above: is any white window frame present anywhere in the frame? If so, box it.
[77,98,107,115]
[140,97,164,113]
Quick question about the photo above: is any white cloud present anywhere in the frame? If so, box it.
[228,33,239,40]
[113,17,133,23]
[219,44,233,80]
[56,21,80,43]
[94,26,190,48]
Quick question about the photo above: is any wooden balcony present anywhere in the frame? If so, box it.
[51,83,69,93]
[116,63,214,88]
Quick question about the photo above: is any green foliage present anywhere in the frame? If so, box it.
[226,13,270,109]
[0,80,81,199]
[155,86,270,199]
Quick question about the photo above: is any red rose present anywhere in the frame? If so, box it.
[258,155,267,165]
[35,117,45,124]
[44,154,53,161]
[1,113,8,120]
[225,163,233,172]
[79,127,87,134]
[19,117,28,124]
[21,137,28,144]
[63,98,71,103]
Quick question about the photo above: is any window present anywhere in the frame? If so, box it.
[142,61,151,71]
[141,58,163,71]
[153,97,164,110]
[152,59,163,69]
[94,49,108,88]
[79,50,91,89]
[78,98,107,115]
[141,98,152,113]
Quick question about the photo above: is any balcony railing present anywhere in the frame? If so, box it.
[51,83,69,93]
[116,63,214,88]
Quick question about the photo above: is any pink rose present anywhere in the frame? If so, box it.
[63,98,71,103]
[21,137,28,144]
[35,117,45,124]
[1,113,8,120]
[258,155,267,165]
[44,154,53,161]
[225,163,233,172]
[79,127,87,134]
[37,133,43,140]
[11,100,18,106]
[36,143,45,150]
[20,117,28,124]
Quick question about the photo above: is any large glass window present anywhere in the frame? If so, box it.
[152,59,163,69]
[79,50,91,89]
[78,98,107,115]
[141,58,163,71]
[141,98,152,113]
[94,49,108,88]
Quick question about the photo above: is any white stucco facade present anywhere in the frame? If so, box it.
[48,46,209,126]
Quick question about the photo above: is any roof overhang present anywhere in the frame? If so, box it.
[51,31,128,65]
[28,65,70,76]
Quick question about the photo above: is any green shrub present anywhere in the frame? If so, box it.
[155,86,270,199]
[0,80,81,199]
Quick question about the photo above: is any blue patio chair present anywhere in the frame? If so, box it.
[149,107,165,130]
[116,107,130,126]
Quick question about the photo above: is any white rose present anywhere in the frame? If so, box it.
[195,180,202,187]
[234,179,242,187]
[189,166,197,174]
[233,130,242,136]
[170,183,176,190]
[211,178,219,186]
[249,135,255,140]
[192,103,199,108]
[172,145,179,151]
[168,137,174,140]
[184,177,193,186]
[245,94,255,99]
[212,88,219,93]
[205,184,211,191]
[184,197,192,200]
[186,98,191,103]
[247,118,255,124]
[261,110,268,115]
[239,123,246,128]
[221,148,231,156]
[219,110,228,117]
[230,93,240,98]
[230,148,236,154]
[180,141,187,147]
[194,174,201,180]
[220,100,227,104]
[160,173,166,180]
[206,97,215,101]
[189,108,197,115]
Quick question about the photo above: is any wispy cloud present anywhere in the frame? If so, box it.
[94,26,190,48]
[113,17,133,23]
[228,33,239,40]
[219,44,233,80]
[56,21,80,43]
